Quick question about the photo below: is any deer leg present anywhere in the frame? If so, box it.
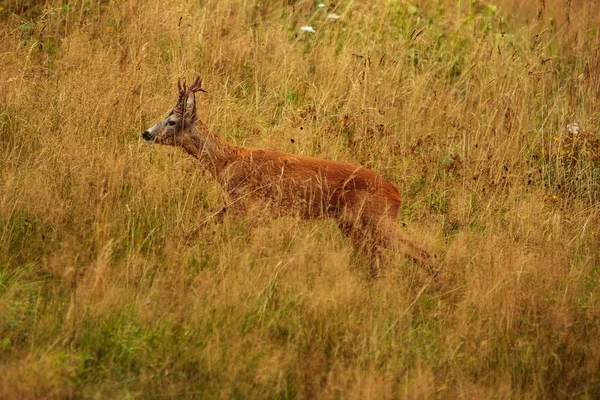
[210,206,227,223]
[183,205,230,245]
[374,220,439,278]
[337,219,383,277]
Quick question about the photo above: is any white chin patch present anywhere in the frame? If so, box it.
[144,137,156,144]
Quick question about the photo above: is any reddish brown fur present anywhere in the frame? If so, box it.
[143,77,436,276]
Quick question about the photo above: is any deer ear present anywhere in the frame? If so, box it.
[184,93,196,120]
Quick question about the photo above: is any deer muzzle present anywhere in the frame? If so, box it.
[142,121,162,144]
[142,130,153,142]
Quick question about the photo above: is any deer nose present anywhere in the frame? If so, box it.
[142,130,152,141]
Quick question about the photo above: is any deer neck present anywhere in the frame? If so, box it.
[182,121,236,178]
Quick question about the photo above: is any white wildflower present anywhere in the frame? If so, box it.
[567,122,580,135]
[300,26,316,33]
[327,13,340,19]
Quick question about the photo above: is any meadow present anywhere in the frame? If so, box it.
[1,0,599,397]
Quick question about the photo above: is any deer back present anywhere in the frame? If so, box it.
[218,147,402,222]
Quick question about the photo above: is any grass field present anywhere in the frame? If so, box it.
[1,0,600,397]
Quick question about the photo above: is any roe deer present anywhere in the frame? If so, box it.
[142,77,436,276]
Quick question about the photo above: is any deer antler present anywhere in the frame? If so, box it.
[177,76,207,97]
[188,76,207,93]
[174,76,207,115]
[176,78,186,109]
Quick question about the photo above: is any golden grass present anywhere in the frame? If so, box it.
[1,0,599,397]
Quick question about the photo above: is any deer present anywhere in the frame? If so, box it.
[142,77,437,277]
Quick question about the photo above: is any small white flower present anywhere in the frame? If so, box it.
[567,122,580,135]
[327,13,340,19]
[317,3,325,8]
[300,26,316,33]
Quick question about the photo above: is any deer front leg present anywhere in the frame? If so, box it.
[182,187,240,245]
[183,206,229,245]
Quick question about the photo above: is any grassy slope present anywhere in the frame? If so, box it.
[1,0,599,397]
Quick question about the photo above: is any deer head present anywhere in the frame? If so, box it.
[142,77,207,147]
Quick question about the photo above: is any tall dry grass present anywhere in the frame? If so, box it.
[1,0,599,397]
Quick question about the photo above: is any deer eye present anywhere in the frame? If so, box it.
[167,120,177,126]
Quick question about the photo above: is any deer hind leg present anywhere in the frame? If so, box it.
[336,219,384,277]
[374,219,438,278]
[338,217,439,278]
